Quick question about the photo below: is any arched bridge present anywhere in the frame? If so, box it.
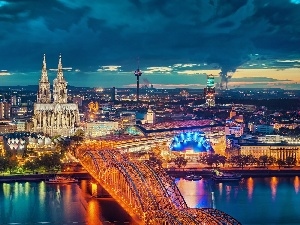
[76,143,241,225]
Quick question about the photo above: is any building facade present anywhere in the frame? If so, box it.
[85,121,119,137]
[33,54,79,137]
[0,102,11,119]
[203,74,215,107]
[239,143,299,162]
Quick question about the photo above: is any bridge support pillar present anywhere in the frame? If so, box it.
[88,180,111,198]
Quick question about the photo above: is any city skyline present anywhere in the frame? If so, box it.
[0,0,300,89]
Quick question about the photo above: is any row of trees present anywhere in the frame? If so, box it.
[198,154,297,169]
[0,152,62,175]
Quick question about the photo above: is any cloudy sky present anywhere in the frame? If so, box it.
[0,0,300,89]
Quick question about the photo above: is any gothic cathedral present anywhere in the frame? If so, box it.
[33,54,79,137]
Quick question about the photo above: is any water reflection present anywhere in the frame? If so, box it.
[176,176,300,225]
[1,177,300,225]
[247,177,254,201]
[270,177,278,200]
[0,181,132,225]
[175,178,212,208]
[294,176,299,194]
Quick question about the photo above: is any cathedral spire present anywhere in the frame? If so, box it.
[57,53,64,80]
[37,54,51,103]
[41,54,48,82]
[53,54,68,103]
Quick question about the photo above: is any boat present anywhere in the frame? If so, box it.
[184,174,202,181]
[212,170,242,182]
[45,176,78,184]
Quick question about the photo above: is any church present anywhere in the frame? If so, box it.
[33,54,79,137]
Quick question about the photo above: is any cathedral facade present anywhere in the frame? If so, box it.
[33,54,79,137]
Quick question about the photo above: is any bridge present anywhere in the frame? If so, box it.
[76,141,241,225]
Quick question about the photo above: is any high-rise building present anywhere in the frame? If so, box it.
[111,87,116,103]
[146,107,156,124]
[203,74,215,107]
[10,95,17,106]
[33,54,79,137]
[0,102,11,119]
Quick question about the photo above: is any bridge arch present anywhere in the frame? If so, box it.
[77,143,241,224]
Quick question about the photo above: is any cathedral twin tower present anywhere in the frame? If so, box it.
[33,54,79,137]
[37,54,67,104]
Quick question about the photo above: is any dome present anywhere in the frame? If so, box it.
[170,131,214,153]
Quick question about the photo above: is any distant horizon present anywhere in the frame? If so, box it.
[1,66,300,90]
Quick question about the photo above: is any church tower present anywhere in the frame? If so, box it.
[33,54,79,137]
[37,54,51,103]
[53,54,68,103]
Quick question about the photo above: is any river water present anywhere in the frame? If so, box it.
[0,176,299,225]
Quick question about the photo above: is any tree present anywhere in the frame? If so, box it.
[285,156,296,167]
[259,155,269,167]
[268,156,276,166]
[173,156,188,169]
[23,159,40,174]
[217,155,227,167]
[0,156,9,174]
[276,159,285,169]
[40,153,62,172]
[230,155,248,169]
[55,137,72,154]
[246,155,258,166]
[7,156,18,174]
[204,154,216,168]
[148,155,163,168]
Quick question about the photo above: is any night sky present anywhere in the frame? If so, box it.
[0,0,300,88]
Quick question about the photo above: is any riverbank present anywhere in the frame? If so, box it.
[166,167,300,178]
[0,172,91,182]
[1,168,300,182]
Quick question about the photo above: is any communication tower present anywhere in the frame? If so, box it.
[134,59,142,103]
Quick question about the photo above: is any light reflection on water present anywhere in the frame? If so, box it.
[0,180,132,225]
[1,177,300,225]
[294,176,299,193]
[176,176,300,225]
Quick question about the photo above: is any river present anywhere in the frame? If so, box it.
[0,176,299,225]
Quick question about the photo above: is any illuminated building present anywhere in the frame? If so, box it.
[120,111,136,128]
[2,132,55,155]
[0,122,17,134]
[11,106,28,118]
[203,74,215,107]
[14,121,26,132]
[170,131,214,153]
[33,54,79,137]
[254,125,274,134]
[0,102,11,119]
[145,108,156,124]
[87,101,99,121]
[239,143,300,162]
[225,124,244,137]
[85,121,119,137]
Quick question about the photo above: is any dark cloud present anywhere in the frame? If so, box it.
[0,0,299,79]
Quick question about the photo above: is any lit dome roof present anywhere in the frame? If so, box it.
[170,131,214,153]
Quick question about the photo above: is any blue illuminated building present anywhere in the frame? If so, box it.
[170,131,214,153]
